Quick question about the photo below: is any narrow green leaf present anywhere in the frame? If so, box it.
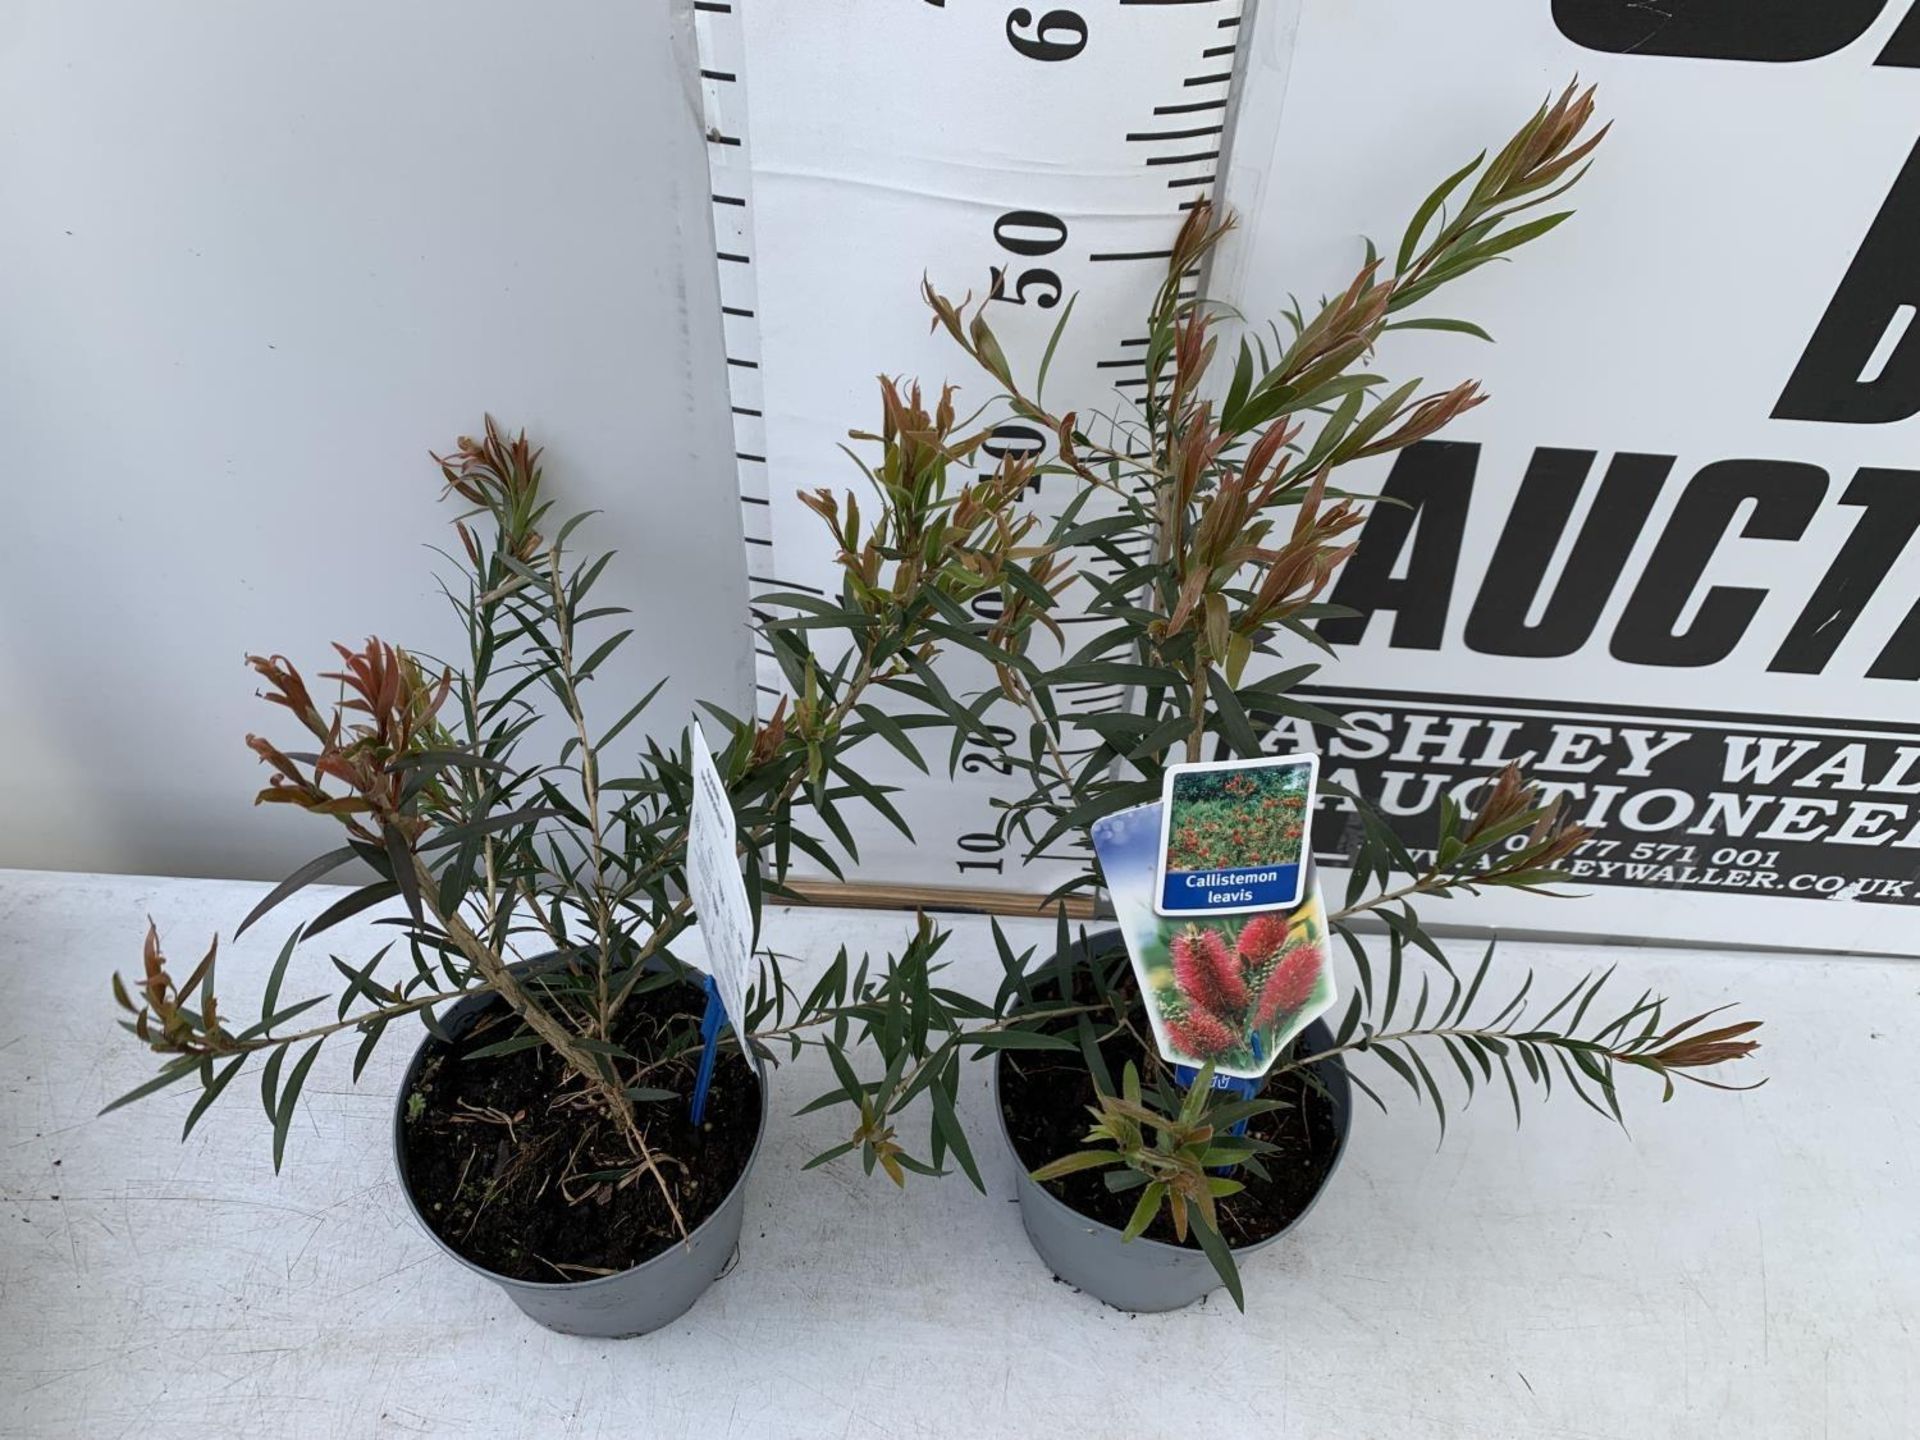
[1383,316,1494,342]
[261,923,306,1019]
[1397,149,1485,272]
[271,1041,323,1173]
[464,1030,543,1060]
[180,1055,247,1139]
[1191,1216,1245,1311]
[929,1082,984,1193]
[802,1139,862,1170]
[576,628,634,680]
[1029,1150,1118,1182]
[305,881,399,938]
[1123,1181,1166,1241]
[98,1054,203,1117]
[967,1028,1079,1055]
[1035,291,1078,405]
[236,848,359,938]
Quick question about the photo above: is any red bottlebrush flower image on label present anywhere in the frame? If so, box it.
[1253,940,1326,1033]
[1165,1005,1239,1060]
[1092,800,1338,1079]
[1234,912,1290,969]
[1170,926,1247,1017]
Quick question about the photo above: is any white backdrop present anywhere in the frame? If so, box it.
[12,0,1912,950]
[708,0,1920,954]
[0,1,749,881]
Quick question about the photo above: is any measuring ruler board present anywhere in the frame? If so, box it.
[693,0,1254,896]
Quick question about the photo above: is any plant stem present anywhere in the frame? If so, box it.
[403,847,688,1240]
[1273,1023,1619,1085]
[1012,682,1084,805]
[212,982,496,1053]
[749,998,1103,1046]
[1184,657,1210,763]
[545,554,616,1041]
[871,1001,1112,1118]
[1328,872,1449,925]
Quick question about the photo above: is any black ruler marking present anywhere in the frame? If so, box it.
[1127,124,1224,140]
[750,575,824,596]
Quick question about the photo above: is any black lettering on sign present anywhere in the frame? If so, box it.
[1775,140,1920,424]
[1465,448,1671,658]
[1284,686,1920,907]
[1552,0,1891,63]
[1867,601,1920,679]
[969,588,1007,624]
[1317,441,1474,650]
[982,212,1067,485]
[1878,5,1920,64]
[1610,459,1827,667]
[990,265,1063,308]
[1006,8,1088,62]
[993,210,1069,256]
[1770,468,1920,673]
[983,422,1047,462]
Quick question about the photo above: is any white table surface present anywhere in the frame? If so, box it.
[0,867,1912,1439]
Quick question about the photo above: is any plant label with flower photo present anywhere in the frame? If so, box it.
[687,724,756,1037]
[1095,801,1336,1080]
[1153,754,1317,917]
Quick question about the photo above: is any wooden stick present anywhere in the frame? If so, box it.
[783,878,1099,920]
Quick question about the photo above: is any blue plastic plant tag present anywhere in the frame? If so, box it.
[690,975,724,1125]
[1153,753,1317,917]
[1172,1063,1263,1137]
[1092,801,1336,1082]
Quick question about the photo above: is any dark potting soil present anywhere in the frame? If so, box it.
[399,977,760,1283]
[998,968,1342,1252]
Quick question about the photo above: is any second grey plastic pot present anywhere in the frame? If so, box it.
[993,932,1352,1313]
[392,983,766,1339]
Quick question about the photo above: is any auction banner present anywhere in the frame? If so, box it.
[1218,0,1920,953]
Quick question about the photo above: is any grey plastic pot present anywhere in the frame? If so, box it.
[993,932,1352,1313]
[391,983,766,1339]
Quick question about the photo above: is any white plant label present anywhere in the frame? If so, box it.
[686,724,755,1037]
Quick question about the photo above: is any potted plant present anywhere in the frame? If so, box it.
[797,84,1765,1312]
[102,394,1048,1337]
